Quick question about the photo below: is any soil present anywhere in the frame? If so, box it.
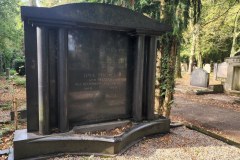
[0,77,26,123]
[76,122,133,137]
[0,77,27,160]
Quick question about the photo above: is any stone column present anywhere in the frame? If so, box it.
[58,28,68,132]
[132,34,145,121]
[37,26,49,134]
[147,36,157,120]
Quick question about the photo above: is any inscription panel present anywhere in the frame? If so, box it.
[68,29,133,125]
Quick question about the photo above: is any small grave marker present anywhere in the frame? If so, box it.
[190,68,209,87]
[181,63,188,72]
[203,63,211,73]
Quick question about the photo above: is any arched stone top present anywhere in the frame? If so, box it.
[21,3,171,35]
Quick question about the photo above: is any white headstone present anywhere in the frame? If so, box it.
[181,63,188,72]
[216,62,228,79]
[203,63,211,73]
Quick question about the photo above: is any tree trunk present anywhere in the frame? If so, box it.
[188,30,196,74]
[156,45,164,116]
[160,0,166,22]
[162,37,177,118]
[0,54,2,74]
[175,45,182,78]
[197,52,203,68]
[195,23,202,68]
[230,9,240,57]
[29,0,38,6]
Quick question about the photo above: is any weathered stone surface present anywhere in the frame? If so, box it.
[190,68,209,87]
[232,66,240,91]
[224,56,240,94]
[216,62,228,79]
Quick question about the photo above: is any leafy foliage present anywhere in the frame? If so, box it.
[182,0,240,63]
[0,0,23,70]
[13,58,25,76]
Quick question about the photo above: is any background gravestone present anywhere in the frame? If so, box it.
[190,68,209,87]
[214,62,228,81]
[181,62,188,72]
[203,63,211,73]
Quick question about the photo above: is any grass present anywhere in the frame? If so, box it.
[12,76,26,87]
[0,104,11,111]
[9,69,17,75]
[0,124,14,137]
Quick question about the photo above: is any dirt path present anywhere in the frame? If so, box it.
[172,73,240,146]
[171,96,240,144]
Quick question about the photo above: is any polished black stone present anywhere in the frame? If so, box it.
[19,2,171,159]
[67,29,133,125]
[21,3,171,35]
[21,2,171,133]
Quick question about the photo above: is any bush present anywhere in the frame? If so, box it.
[10,69,17,75]
[13,76,26,87]
[13,59,25,76]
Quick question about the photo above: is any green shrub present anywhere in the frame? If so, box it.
[10,69,17,75]
[13,59,25,76]
[0,104,11,110]
[13,76,26,87]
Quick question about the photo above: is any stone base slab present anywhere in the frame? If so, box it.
[13,119,170,159]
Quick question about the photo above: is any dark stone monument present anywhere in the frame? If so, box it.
[12,3,171,159]
[190,68,209,87]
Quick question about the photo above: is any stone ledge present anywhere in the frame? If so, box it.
[13,119,170,160]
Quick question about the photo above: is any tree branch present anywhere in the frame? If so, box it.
[202,0,238,27]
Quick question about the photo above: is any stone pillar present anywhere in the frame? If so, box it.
[132,34,145,121]
[147,36,157,120]
[6,68,10,79]
[58,29,68,132]
[37,27,49,135]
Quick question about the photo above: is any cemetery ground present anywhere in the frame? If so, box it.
[1,74,240,159]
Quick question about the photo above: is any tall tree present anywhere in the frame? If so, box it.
[188,0,201,73]
[183,0,240,64]
[0,0,23,70]
[230,8,240,56]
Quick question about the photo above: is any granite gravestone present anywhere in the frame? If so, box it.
[190,68,209,87]
[68,29,132,125]
[14,3,171,159]
[20,3,172,134]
